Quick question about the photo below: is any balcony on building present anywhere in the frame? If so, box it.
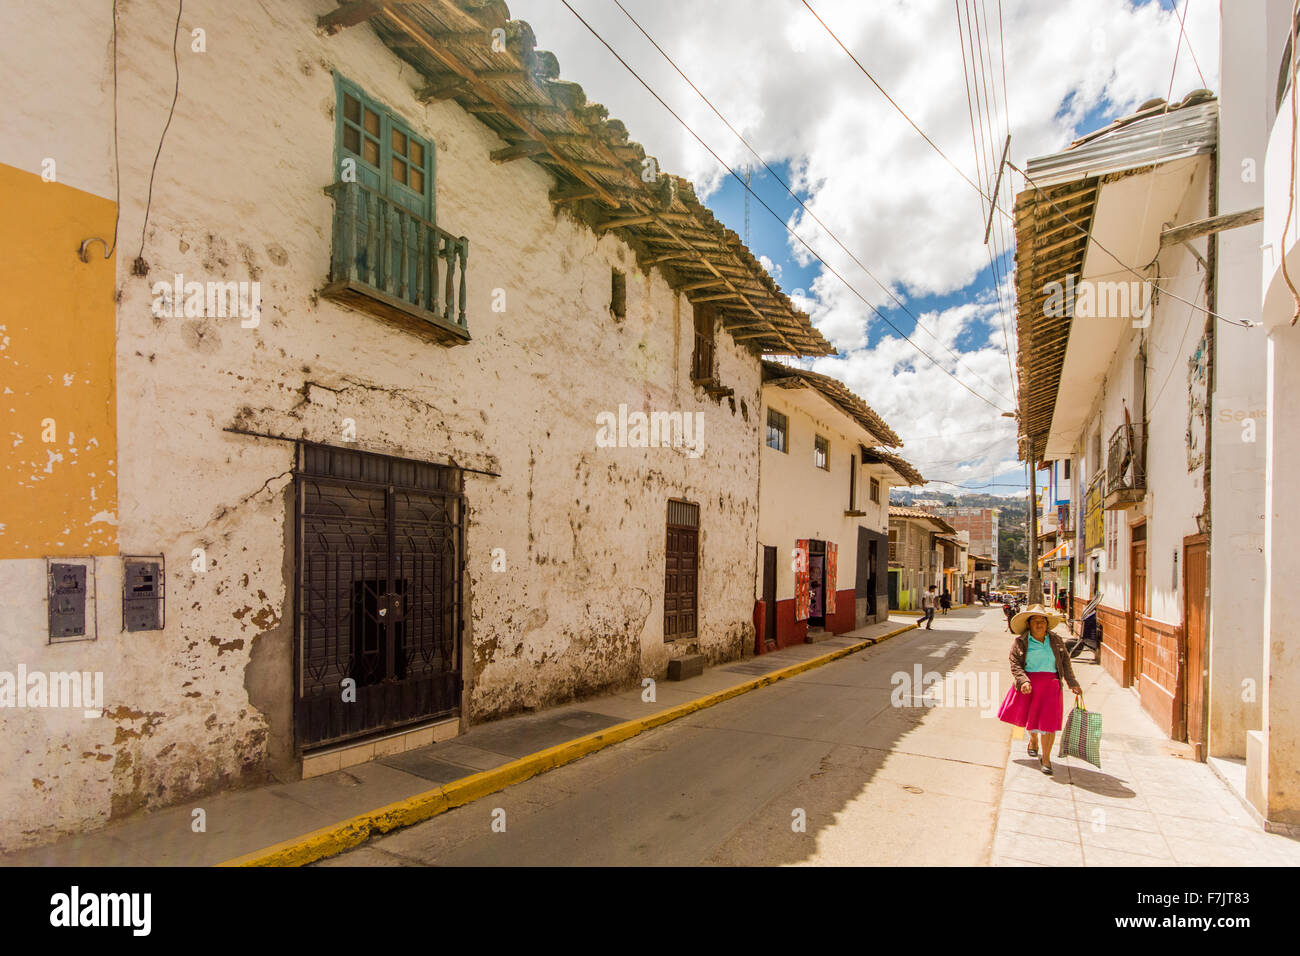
[1104,421,1147,510]
[322,180,471,346]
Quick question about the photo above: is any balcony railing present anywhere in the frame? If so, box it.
[1105,420,1147,507]
[323,180,470,344]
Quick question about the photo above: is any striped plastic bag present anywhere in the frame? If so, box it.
[1058,695,1102,768]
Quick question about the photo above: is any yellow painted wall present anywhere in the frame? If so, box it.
[0,162,117,557]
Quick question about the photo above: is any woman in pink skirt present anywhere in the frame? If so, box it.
[996,604,1082,775]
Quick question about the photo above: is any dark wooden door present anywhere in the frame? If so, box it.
[762,546,777,648]
[1183,535,1209,759]
[1130,524,1147,687]
[867,541,878,617]
[664,500,699,641]
[295,443,462,750]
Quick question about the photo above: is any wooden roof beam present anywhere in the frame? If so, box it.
[678,278,727,292]
[319,1,387,34]
[550,185,599,205]
[415,76,469,102]
[596,214,658,233]
[1160,207,1263,247]
[491,140,549,163]
[382,6,622,207]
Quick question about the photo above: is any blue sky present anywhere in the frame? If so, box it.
[509,0,1219,497]
[704,97,1120,358]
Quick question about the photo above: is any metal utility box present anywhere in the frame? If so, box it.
[123,557,165,631]
[48,563,88,640]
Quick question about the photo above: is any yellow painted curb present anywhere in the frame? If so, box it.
[220,620,919,867]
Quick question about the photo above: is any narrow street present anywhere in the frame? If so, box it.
[324,607,1009,866]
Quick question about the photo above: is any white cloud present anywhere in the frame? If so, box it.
[506,0,1219,492]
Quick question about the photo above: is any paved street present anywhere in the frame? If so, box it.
[322,605,1300,867]
[323,607,1010,865]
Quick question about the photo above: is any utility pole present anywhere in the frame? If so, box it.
[1028,459,1043,605]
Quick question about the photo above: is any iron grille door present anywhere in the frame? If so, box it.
[295,442,462,750]
[664,499,699,642]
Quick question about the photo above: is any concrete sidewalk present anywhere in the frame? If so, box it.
[1,616,916,867]
[991,646,1300,866]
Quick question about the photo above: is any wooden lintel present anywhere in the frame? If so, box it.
[491,140,547,163]
[1160,207,1264,247]
[415,77,469,102]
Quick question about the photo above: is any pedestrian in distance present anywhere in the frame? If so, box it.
[920,585,937,629]
[996,604,1082,775]
[940,588,951,615]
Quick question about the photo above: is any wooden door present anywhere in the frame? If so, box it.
[762,546,777,648]
[1183,534,1209,759]
[664,500,699,642]
[1130,523,1147,687]
[295,442,462,750]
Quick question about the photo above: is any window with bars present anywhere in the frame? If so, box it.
[814,435,828,470]
[766,408,787,453]
[870,477,881,504]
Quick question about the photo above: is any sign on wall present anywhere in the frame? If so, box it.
[1084,474,1104,552]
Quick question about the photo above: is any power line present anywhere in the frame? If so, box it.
[904,433,1015,467]
[901,422,1018,441]
[800,0,1013,222]
[956,0,1019,404]
[1173,0,1209,89]
[608,0,1014,405]
[557,0,1012,411]
[136,0,184,268]
[995,0,1011,126]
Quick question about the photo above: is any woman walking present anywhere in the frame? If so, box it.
[996,604,1082,774]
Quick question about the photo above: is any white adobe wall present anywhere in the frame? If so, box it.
[0,0,765,849]
[1208,0,1269,760]
[1259,0,1300,825]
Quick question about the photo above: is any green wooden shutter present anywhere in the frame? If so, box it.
[335,75,434,222]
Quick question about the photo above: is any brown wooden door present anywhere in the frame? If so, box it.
[762,546,777,648]
[1130,524,1147,687]
[664,500,699,641]
[1183,535,1209,759]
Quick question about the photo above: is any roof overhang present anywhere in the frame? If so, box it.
[1015,96,1217,462]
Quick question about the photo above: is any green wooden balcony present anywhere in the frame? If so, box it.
[322,180,470,345]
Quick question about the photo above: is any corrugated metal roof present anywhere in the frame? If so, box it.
[1025,96,1217,187]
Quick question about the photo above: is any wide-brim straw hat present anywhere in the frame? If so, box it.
[1010,604,1065,635]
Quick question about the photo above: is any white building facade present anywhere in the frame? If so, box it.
[0,0,833,849]
[755,363,921,648]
